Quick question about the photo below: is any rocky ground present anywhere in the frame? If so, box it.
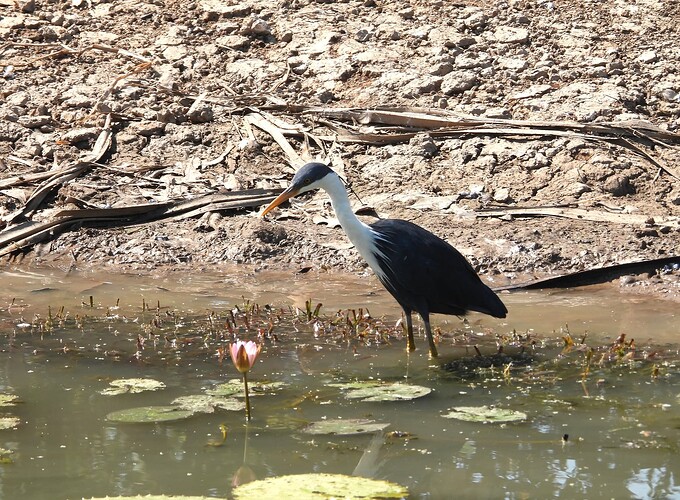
[1,0,679,299]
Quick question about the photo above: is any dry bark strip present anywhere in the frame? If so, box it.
[498,256,680,290]
[4,114,113,224]
[475,206,680,228]
[298,108,680,180]
[0,188,282,257]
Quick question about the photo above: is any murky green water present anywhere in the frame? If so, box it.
[0,267,678,499]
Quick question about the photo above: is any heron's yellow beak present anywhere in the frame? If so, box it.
[261,187,299,216]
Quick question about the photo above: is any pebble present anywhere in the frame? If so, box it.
[61,127,100,144]
[568,182,592,196]
[463,11,488,31]
[129,121,166,137]
[493,26,529,44]
[484,107,511,119]
[497,57,528,71]
[18,115,51,129]
[355,28,371,42]
[659,88,679,102]
[0,121,27,142]
[163,45,189,62]
[187,102,214,123]
[398,7,414,19]
[455,52,492,69]
[408,133,439,158]
[403,75,443,96]
[510,84,552,99]
[200,0,250,18]
[493,187,511,203]
[248,18,271,36]
[603,175,634,196]
[429,62,453,76]
[19,0,35,13]
[441,71,478,94]
[216,35,249,50]
[636,50,658,64]
[6,91,30,107]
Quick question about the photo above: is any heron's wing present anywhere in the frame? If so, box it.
[370,219,506,318]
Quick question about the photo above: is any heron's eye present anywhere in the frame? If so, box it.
[303,178,311,185]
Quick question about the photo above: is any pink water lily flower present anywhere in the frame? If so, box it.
[230,340,261,374]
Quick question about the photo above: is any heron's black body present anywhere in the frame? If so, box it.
[261,162,508,357]
[370,218,507,320]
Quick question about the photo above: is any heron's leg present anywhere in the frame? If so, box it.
[404,311,416,351]
[422,316,439,358]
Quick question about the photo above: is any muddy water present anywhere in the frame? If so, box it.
[0,267,678,499]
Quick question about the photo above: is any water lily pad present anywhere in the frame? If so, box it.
[233,473,408,499]
[206,379,286,397]
[0,417,20,430]
[442,406,527,423]
[106,406,195,423]
[302,419,390,435]
[332,381,431,402]
[171,394,245,413]
[100,378,166,395]
[0,447,14,464]
[0,394,19,407]
[86,496,215,500]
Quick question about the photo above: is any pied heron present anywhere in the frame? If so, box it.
[261,162,507,357]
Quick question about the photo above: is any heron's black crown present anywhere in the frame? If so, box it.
[290,162,335,191]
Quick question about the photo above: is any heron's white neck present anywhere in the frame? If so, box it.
[318,174,385,277]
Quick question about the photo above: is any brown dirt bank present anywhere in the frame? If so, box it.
[1,0,679,300]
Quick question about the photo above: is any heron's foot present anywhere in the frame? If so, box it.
[428,345,439,358]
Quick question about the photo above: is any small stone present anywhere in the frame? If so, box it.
[403,75,442,96]
[456,36,477,48]
[497,57,528,71]
[670,191,680,205]
[659,88,679,102]
[493,26,529,44]
[587,66,608,78]
[430,62,453,76]
[61,127,100,145]
[619,275,636,285]
[398,7,414,19]
[0,121,28,142]
[441,71,478,95]
[635,228,659,238]
[355,28,371,42]
[464,11,488,30]
[568,182,592,196]
[18,115,51,129]
[510,84,552,99]
[51,13,65,26]
[19,0,35,13]
[187,102,214,123]
[129,121,166,137]
[636,50,658,63]
[248,18,271,36]
[200,0,250,17]
[318,90,335,103]
[455,52,492,69]
[493,187,511,203]
[162,45,188,61]
[216,35,249,50]
[603,175,634,196]
[484,107,510,119]
[408,133,439,158]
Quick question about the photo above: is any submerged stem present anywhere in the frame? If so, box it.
[243,372,251,421]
